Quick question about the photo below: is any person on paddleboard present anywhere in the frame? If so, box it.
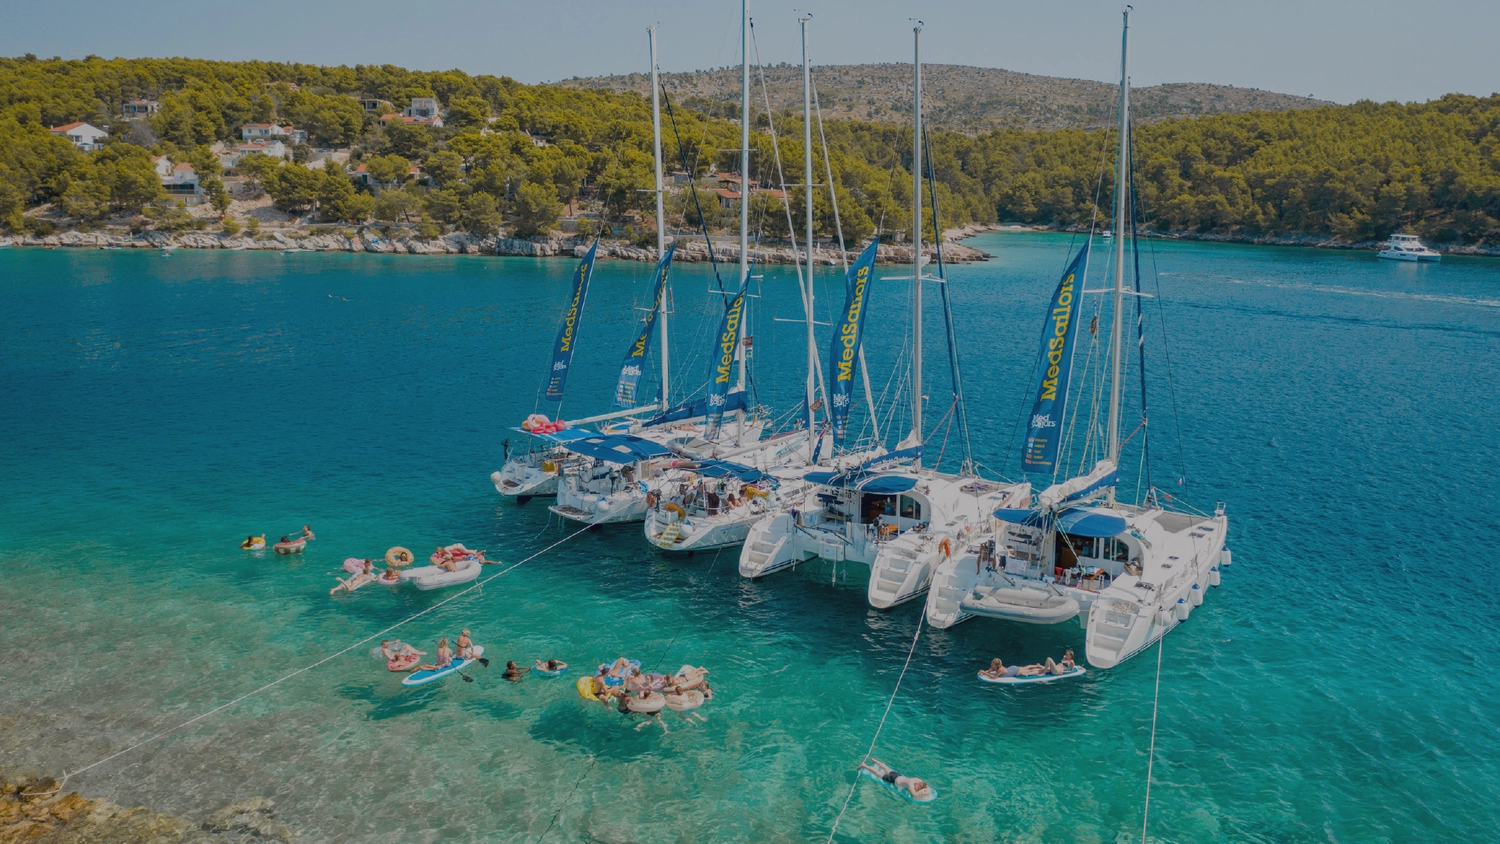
[455,629,475,659]
[417,638,452,672]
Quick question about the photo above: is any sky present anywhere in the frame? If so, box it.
[4,0,1497,105]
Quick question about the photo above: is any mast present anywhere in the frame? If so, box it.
[736,0,750,440]
[801,13,816,463]
[1106,6,1131,503]
[910,21,924,467]
[649,25,669,406]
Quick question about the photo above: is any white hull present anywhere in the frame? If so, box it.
[645,506,761,551]
[1377,250,1439,262]
[1084,507,1229,668]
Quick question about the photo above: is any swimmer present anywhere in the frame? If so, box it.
[241,534,266,549]
[301,525,315,541]
[502,660,527,682]
[859,759,933,801]
[535,659,567,673]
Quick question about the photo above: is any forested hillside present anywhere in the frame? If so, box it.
[1,54,1498,248]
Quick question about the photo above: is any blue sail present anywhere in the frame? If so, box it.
[613,243,676,407]
[543,239,599,402]
[705,271,750,432]
[828,240,880,447]
[1021,243,1090,472]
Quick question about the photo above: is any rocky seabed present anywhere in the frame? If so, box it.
[0,774,295,842]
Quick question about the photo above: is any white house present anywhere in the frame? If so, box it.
[123,99,159,117]
[241,123,286,141]
[51,122,108,151]
[151,155,174,179]
[162,162,204,204]
[404,97,441,119]
[220,140,288,168]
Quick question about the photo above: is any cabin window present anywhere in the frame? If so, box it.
[863,494,896,524]
[1101,538,1129,562]
[899,496,921,520]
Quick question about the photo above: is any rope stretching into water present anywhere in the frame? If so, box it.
[1140,634,1166,842]
[25,522,597,797]
[825,607,928,842]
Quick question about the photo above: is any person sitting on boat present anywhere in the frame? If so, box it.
[859,760,933,801]
[536,658,566,673]
[434,552,459,573]
[416,638,453,672]
[300,525,315,541]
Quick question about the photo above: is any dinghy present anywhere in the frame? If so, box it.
[397,557,480,591]
[401,646,484,687]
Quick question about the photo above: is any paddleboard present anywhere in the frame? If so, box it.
[977,665,1084,685]
[402,646,484,687]
[859,767,937,804]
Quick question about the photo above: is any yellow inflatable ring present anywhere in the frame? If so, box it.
[576,676,601,700]
[385,546,415,566]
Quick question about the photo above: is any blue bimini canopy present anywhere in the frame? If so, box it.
[804,471,918,495]
[993,505,1128,538]
[681,459,769,484]
[557,434,674,465]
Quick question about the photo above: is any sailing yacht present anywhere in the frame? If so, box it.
[925,10,1231,670]
[738,23,1027,608]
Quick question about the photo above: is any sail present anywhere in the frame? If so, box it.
[1021,243,1090,472]
[543,239,599,402]
[705,272,750,431]
[828,240,880,447]
[613,243,676,407]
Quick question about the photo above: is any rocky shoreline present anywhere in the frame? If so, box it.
[0,774,294,843]
[0,228,993,265]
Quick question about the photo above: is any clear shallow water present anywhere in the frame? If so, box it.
[1,235,1497,842]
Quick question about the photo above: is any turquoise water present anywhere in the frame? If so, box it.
[2,234,1498,842]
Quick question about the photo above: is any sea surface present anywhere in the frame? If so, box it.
[1,233,1497,843]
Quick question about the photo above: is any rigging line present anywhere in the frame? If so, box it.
[1141,634,1165,844]
[660,87,725,293]
[748,17,808,306]
[824,606,929,844]
[921,126,972,468]
[1127,127,1153,496]
[35,522,597,796]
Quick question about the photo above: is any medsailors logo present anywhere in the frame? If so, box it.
[714,293,745,385]
[1038,271,1075,401]
[834,265,870,383]
[1030,413,1055,429]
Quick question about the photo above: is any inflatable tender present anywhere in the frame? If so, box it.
[402,646,483,687]
[273,538,306,555]
[398,557,481,591]
[665,689,705,712]
[860,767,938,804]
[387,652,421,671]
[240,536,266,550]
[385,546,414,566]
[626,692,667,714]
[977,665,1085,685]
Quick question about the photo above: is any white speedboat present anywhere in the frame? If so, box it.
[1377,233,1440,262]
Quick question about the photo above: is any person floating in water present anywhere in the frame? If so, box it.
[330,560,376,595]
[859,759,934,801]
[300,525,315,541]
[502,660,527,682]
[240,534,266,549]
[979,658,1047,679]
[535,658,567,673]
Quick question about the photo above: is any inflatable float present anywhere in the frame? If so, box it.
[576,676,607,701]
[669,665,708,691]
[342,558,366,575]
[860,767,938,804]
[402,646,484,687]
[385,546,414,566]
[240,536,266,550]
[387,652,421,671]
[398,557,481,591]
[665,690,705,712]
[626,692,667,714]
[535,663,568,677]
[977,665,1085,685]
[273,538,306,555]
[377,571,401,586]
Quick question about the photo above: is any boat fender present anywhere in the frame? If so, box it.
[1221,547,1232,567]
[1175,598,1190,622]
[1210,566,1221,587]
[1155,607,1171,627]
[1190,582,1204,606]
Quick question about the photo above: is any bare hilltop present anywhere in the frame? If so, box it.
[557,63,1331,133]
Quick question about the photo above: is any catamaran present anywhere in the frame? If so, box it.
[924,9,1231,670]
[737,23,1027,608]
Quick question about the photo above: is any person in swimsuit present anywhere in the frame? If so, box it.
[502,660,526,682]
[417,638,453,672]
[330,560,376,595]
[859,760,933,801]
[301,525,315,541]
[1062,650,1076,669]
[535,658,566,672]
[455,629,474,659]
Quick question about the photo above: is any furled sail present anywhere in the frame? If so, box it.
[613,243,676,407]
[1021,243,1090,472]
[828,240,880,447]
[542,239,599,402]
[705,272,750,431]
